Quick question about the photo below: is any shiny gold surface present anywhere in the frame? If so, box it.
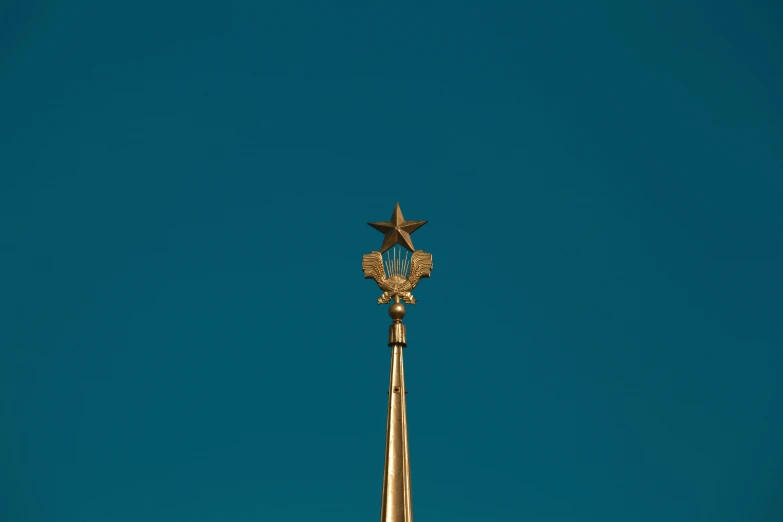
[362,250,433,305]
[388,322,406,347]
[364,204,433,522]
[368,202,427,253]
[388,300,407,347]
[380,298,412,522]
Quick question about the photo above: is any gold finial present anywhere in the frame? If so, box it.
[388,297,407,347]
[363,204,432,522]
[389,298,406,322]
[363,204,433,305]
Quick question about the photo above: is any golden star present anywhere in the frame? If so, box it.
[368,202,427,253]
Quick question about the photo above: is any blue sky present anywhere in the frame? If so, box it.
[1,2,782,521]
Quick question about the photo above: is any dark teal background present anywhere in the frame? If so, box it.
[2,2,782,521]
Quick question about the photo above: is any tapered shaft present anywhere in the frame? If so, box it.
[380,299,413,522]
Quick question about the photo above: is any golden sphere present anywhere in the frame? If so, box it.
[388,301,406,321]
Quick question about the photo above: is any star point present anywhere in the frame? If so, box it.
[368,202,427,253]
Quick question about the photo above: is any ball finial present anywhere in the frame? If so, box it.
[388,300,406,322]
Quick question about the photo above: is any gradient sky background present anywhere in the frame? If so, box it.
[1,2,782,521]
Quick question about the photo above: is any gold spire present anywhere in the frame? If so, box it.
[380,298,412,522]
[363,204,433,522]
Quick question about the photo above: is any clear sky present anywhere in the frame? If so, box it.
[1,2,782,521]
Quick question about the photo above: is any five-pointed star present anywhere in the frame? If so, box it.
[368,202,427,253]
